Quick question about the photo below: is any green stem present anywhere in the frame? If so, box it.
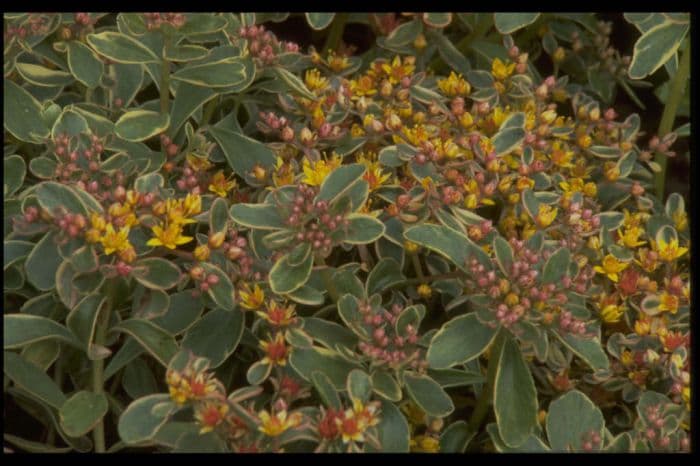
[654,40,690,199]
[410,253,425,281]
[323,13,348,54]
[357,244,374,269]
[91,302,112,453]
[315,255,339,303]
[201,96,219,126]
[467,328,505,434]
[106,64,115,112]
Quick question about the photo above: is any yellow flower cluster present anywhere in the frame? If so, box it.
[147,194,201,250]
[86,213,136,263]
[301,153,342,186]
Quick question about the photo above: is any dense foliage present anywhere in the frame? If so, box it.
[3,12,690,453]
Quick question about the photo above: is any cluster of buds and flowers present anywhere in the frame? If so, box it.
[256,299,297,328]
[356,301,427,371]
[143,12,186,30]
[194,227,255,279]
[259,332,290,367]
[235,24,300,65]
[579,429,602,451]
[85,211,136,263]
[53,210,87,240]
[258,111,295,143]
[316,398,381,449]
[167,357,224,406]
[166,354,290,448]
[188,265,220,295]
[403,402,443,453]
[257,402,303,439]
[466,239,592,336]
[275,183,352,258]
[631,400,690,452]
[4,13,51,41]
[51,133,105,184]
[146,193,201,249]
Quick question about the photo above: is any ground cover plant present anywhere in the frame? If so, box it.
[3,12,691,453]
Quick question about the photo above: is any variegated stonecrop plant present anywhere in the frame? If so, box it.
[3,12,690,453]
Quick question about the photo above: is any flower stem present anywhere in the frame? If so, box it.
[654,40,690,199]
[92,301,112,453]
[467,327,504,435]
[410,253,425,281]
[323,13,348,54]
[201,96,219,126]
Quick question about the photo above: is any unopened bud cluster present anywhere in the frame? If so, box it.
[5,14,51,41]
[236,24,300,65]
[195,228,256,279]
[468,238,592,335]
[356,302,426,370]
[143,12,186,30]
[282,184,350,257]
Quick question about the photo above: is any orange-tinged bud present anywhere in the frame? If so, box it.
[194,245,211,261]
[208,231,226,249]
[252,164,267,181]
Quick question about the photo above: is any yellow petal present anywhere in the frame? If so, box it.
[146,238,163,247]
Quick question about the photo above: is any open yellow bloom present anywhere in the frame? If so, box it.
[491,57,515,80]
[411,435,440,453]
[147,223,193,249]
[195,401,229,434]
[351,398,380,430]
[594,254,629,282]
[658,291,680,314]
[600,303,626,323]
[256,300,296,327]
[86,212,107,243]
[326,51,351,72]
[301,154,341,186]
[166,368,220,405]
[272,157,295,187]
[208,170,237,198]
[550,141,574,168]
[164,200,194,226]
[239,283,265,310]
[618,226,646,248]
[100,224,131,255]
[436,71,470,96]
[259,332,289,366]
[350,75,377,98]
[183,193,202,216]
[536,204,558,228]
[186,153,212,172]
[653,237,688,262]
[636,248,660,273]
[258,409,302,437]
[356,151,391,191]
[305,68,329,92]
[90,212,107,231]
[381,55,415,84]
